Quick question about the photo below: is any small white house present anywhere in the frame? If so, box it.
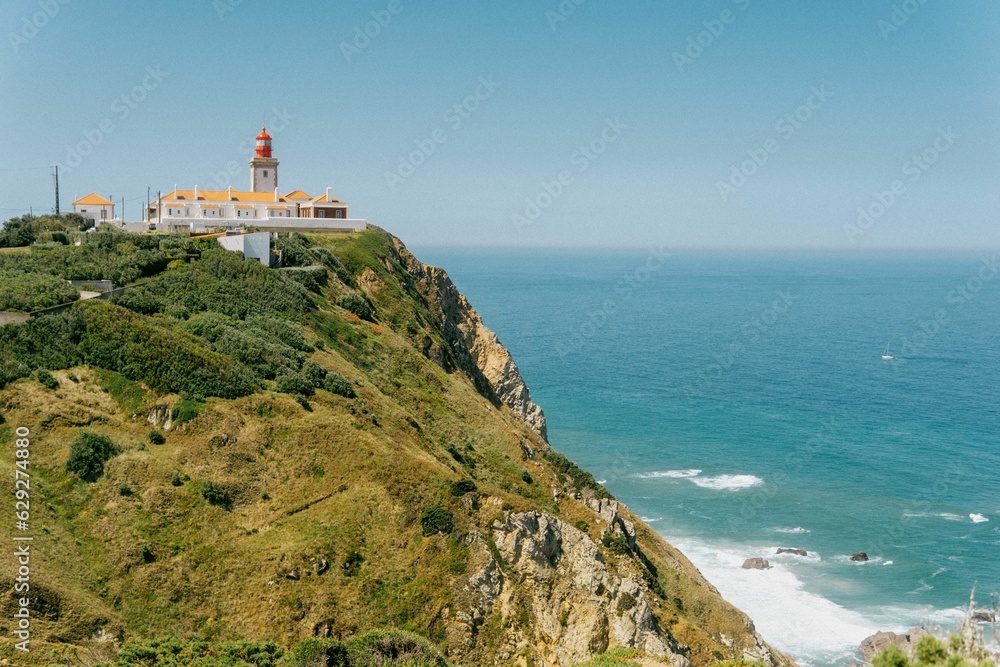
[72,193,115,224]
[216,231,271,266]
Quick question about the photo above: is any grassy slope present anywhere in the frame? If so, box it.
[0,230,781,667]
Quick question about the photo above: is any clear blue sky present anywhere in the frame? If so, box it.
[1,0,997,249]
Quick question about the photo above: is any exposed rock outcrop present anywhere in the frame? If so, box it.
[850,552,869,562]
[452,511,688,667]
[377,230,548,440]
[859,628,929,661]
[742,559,771,570]
[776,549,807,557]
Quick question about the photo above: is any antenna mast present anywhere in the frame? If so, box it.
[52,165,60,215]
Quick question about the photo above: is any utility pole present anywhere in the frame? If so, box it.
[146,187,150,222]
[121,196,125,224]
[52,165,60,215]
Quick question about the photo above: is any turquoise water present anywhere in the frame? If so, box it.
[415,248,1000,666]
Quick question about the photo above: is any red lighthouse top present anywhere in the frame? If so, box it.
[255,126,273,158]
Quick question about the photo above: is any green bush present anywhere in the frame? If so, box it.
[0,271,79,311]
[450,479,478,496]
[574,520,590,533]
[81,302,256,399]
[302,360,327,388]
[601,532,631,556]
[35,369,59,390]
[420,505,455,536]
[115,248,312,319]
[0,310,86,389]
[65,430,119,481]
[201,481,232,510]
[170,472,183,487]
[336,293,376,321]
[323,372,356,398]
[148,429,166,445]
[520,470,534,485]
[112,636,283,666]
[542,448,611,498]
[873,645,909,667]
[290,637,348,667]
[275,372,315,397]
[345,630,448,667]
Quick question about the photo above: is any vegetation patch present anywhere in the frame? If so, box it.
[0,271,79,311]
[65,430,119,482]
[95,368,148,415]
[420,505,455,536]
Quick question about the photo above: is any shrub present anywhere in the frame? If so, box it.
[0,272,79,311]
[119,484,134,497]
[295,395,313,411]
[616,594,637,615]
[148,429,166,445]
[170,472,183,487]
[323,372,356,398]
[36,369,59,390]
[345,630,447,667]
[914,636,948,665]
[80,302,256,399]
[420,505,455,536]
[201,481,232,510]
[290,638,348,667]
[343,550,364,577]
[275,372,315,397]
[601,532,632,556]
[873,645,909,667]
[336,293,376,321]
[520,470,534,485]
[113,636,284,667]
[66,372,78,383]
[542,448,611,498]
[574,520,590,533]
[302,360,327,388]
[65,430,119,481]
[450,479,478,496]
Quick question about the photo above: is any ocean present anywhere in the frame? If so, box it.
[414,247,1000,667]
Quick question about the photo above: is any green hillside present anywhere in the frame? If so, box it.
[0,227,793,667]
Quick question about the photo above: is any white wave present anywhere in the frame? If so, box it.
[970,513,989,523]
[634,469,702,479]
[666,535,887,666]
[883,561,894,566]
[773,526,812,534]
[596,480,607,485]
[640,516,663,523]
[691,474,764,491]
[904,512,965,521]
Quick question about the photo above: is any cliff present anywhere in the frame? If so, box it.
[0,227,792,667]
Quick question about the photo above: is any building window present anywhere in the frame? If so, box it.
[335,210,343,219]
[101,209,107,219]
[263,170,268,177]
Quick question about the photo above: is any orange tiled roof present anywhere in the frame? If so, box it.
[163,189,287,204]
[307,194,343,204]
[284,189,312,200]
[73,193,114,206]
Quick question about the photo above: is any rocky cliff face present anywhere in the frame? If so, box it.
[375,229,548,440]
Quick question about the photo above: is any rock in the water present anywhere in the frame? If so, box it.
[859,628,929,661]
[850,551,869,562]
[971,611,996,623]
[742,558,771,570]
[776,548,808,556]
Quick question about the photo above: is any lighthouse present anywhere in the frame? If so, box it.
[249,126,279,192]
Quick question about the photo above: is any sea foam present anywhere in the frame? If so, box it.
[634,469,702,479]
[970,513,989,523]
[690,474,765,491]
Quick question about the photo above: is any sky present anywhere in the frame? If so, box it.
[1,0,998,250]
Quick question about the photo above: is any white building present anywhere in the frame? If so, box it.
[216,231,271,266]
[149,127,366,234]
[72,193,116,224]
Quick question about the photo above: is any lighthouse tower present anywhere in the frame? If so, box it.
[249,127,279,192]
